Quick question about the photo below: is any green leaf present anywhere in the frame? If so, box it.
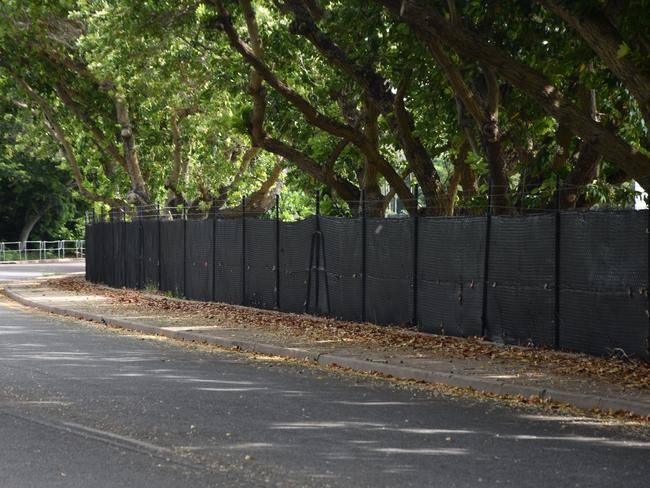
[617,42,631,58]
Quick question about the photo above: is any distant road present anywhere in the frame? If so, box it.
[0,261,85,281]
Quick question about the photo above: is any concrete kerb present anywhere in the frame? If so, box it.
[5,286,650,418]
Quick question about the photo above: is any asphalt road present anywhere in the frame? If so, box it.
[0,261,85,281]
[0,265,649,487]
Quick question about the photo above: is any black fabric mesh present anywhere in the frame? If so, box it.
[84,225,93,282]
[97,223,106,284]
[185,220,213,301]
[418,217,484,336]
[160,219,185,297]
[487,214,555,346]
[321,217,363,321]
[245,219,277,309]
[213,218,243,304]
[560,211,647,355]
[98,222,111,286]
[366,218,413,325]
[142,220,160,288]
[279,218,316,313]
[105,223,122,287]
[116,222,127,287]
[124,222,139,289]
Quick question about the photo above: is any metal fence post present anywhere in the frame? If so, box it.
[100,207,105,283]
[157,204,162,291]
[481,179,493,338]
[183,204,187,297]
[647,173,650,359]
[275,194,280,310]
[554,174,562,350]
[122,206,127,288]
[139,207,144,289]
[241,196,246,306]
[412,185,419,328]
[361,190,367,323]
[113,210,118,288]
[315,191,321,312]
[212,203,217,302]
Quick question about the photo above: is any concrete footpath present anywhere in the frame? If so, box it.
[5,279,650,418]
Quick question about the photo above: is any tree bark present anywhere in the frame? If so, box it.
[360,97,386,217]
[445,141,471,216]
[114,94,150,205]
[166,105,201,207]
[19,201,53,244]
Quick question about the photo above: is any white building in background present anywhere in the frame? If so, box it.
[635,181,648,209]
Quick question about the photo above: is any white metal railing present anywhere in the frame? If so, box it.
[0,240,85,262]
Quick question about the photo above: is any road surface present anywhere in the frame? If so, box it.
[0,264,648,486]
[0,261,85,281]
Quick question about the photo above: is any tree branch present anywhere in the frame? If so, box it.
[378,0,650,189]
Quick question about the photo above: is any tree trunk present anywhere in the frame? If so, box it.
[115,95,150,205]
[19,203,52,244]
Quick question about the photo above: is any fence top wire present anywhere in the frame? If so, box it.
[88,180,645,224]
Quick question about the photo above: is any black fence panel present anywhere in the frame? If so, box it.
[84,225,93,282]
[366,218,413,325]
[106,222,125,287]
[115,222,127,287]
[142,220,160,289]
[487,214,555,346]
[97,222,107,284]
[160,219,185,297]
[213,218,243,304]
[98,222,110,286]
[124,221,139,289]
[279,218,316,313]
[87,208,650,358]
[418,216,484,336]
[321,217,363,321]
[245,219,276,309]
[185,220,213,301]
[560,211,647,356]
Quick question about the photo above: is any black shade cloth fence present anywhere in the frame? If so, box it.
[86,210,650,358]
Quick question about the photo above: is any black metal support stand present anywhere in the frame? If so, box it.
[305,232,330,315]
